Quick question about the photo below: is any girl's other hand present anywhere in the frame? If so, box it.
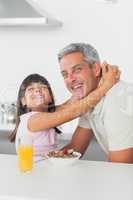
[99,61,121,89]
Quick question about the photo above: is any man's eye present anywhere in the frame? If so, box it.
[74,67,82,73]
[62,73,68,79]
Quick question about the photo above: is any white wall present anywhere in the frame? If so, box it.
[0,0,132,133]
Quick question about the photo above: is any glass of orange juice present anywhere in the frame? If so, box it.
[17,136,33,172]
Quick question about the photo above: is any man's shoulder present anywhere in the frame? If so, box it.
[105,80,133,99]
[103,80,133,112]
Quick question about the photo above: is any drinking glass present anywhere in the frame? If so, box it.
[17,136,33,172]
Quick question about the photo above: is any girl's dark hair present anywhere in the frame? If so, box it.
[9,73,61,142]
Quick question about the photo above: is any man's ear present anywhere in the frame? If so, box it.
[21,97,26,106]
[92,62,101,77]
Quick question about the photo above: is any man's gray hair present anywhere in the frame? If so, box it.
[58,43,100,64]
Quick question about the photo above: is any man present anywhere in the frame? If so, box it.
[58,43,133,163]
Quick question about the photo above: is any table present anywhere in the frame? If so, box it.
[0,154,133,200]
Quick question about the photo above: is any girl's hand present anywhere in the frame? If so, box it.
[99,61,121,90]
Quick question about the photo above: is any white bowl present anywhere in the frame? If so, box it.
[47,151,81,166]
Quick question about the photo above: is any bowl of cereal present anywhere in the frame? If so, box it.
[47,149,81,166]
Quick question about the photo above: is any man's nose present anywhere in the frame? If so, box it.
[67,73,76,82]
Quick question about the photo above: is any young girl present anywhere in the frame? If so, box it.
[10,74,61,157]
[10,65,119,157]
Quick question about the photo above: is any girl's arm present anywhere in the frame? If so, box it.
[28,63,120,132]
[55,99,72,112]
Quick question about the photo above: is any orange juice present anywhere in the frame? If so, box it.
[18,145,33,172]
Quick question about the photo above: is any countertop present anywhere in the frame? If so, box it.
[0,154,133,200]
[0,123,15,132]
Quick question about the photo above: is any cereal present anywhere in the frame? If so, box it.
[47,149,78,158]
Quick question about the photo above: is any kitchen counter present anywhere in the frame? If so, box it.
[0,123,15,132]
[0,154,133,200]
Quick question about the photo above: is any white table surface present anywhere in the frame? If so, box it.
[0,154,133,200]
